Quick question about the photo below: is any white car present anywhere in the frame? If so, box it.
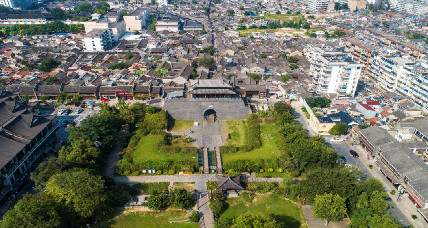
[330,138,344,142]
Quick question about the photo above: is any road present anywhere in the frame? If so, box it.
[291,100,417,227]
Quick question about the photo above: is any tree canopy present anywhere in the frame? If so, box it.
[314,193,347,224]
[328,122,348,135]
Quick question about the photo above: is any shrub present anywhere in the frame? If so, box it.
[168,169,175,175]
[268,168,274,172]
[260,169,264,173]
[189,212,200,222]
[220,145,239,153]
[207,181,218,190]
[412,215,417,220]
[155,170,162,175]
[246,182,277,193]
[240,192,255,203]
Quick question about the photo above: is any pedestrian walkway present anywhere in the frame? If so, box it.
[203,148,209,174]
[215,148,222,174]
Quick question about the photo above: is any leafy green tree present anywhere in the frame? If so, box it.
[57,92,68,104]
[38,58,59,72]
[350,208,403,228]
[31,157,67,189]
[50,8,65,20]
[314,193,347,225]
[227,9,235,16]
[46,169,106,218]
[45,76,59,85]
[67,114,121,148]
[305,97,331,108]
[210,190,228,218]
[328,122,348,135]
[231,212,279,228]
[189,212,200,222]
[297,168,359,204]
[274,101,294,114]
[369,191,389,214]
[76,2,93,13]
[359,178,384,196]
[146,194,169,210]
[169,188,196,209]
[287,56,299,63]
[276,112,295,126]
[201,27,207,34]
[356,192,369,209]
[280,74,290,83]
[289,63,299,70]
[259,53,267,58]
[59,140,100,167]
[198,57,216,68]
[0,192,62,228]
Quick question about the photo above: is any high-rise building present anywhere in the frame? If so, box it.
[83,29,113,51]
[0,0,32,9]
[304,45,364,97]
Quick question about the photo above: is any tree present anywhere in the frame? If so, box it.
[297,168,359,204]
[38,58,59,72]
[209,190,228,218]
[76,2,93,13]
[280,74,289,83]
[169,188,196,209]
[45,76,59,85]
[287,56,299,63]
[46,169,106,218]
[57,92,68,104]
[0,192,62,228]
[369,191,389,215]
[126,52,135,60]
[359,178,384,196]
[146,194,169,210]
[198,57,216,68]
[289,63,299,70]
[231,212,279,228]
[247,73,261,82]
[50,8,65,20]
[227,9,235,16]
[189,212,200,222]
[259,53,267,58]
[329,122,348,135]
[58,140,100,167]
[305,97,331,108]
[313,193,347,225]
[274,101,294,115]
[31,157,67,189]
[350,208,403,228]
[201,27,207,34]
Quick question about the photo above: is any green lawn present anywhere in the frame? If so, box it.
[224,120,245,146]
[132,134,197,163]
[220,194,302,228]
[223,122,282,163]
[109,210,197,228]
[170,120,194,131]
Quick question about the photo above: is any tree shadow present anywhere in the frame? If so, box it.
[271,214,301,228]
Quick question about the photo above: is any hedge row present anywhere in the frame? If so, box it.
[223,158,285,173]
[244,115,262,151]
[158,146,198,154]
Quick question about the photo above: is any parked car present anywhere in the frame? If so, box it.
[75,109,83,114]
[330,138,344,142]
[350,150,359,158]
[337,155,347,164]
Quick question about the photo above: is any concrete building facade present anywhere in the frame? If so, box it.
[83,29,113,51]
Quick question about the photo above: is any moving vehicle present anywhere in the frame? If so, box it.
[350,150,359,158]
[330,138,344,142]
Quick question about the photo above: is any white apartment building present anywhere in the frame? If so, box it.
[156,0,169,5]
[394,0,428,15]
[123,8,150,31]
[0,0,32,9]
[83,19,125,42]
[304,45,364,97]
[367,55,428,110]
[310,0,330,11]
[83,29,113,51]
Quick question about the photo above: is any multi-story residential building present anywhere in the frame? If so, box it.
[0,0,32,9]
[83,29,113,51]
[156,0,169,5]
[156,13,180,32]
[123,8,150,31]
[365,54,428,110]
[341,37,375,67]
[0,94,56,201]
[310,0,329,11]
[304,45,364,97]
[83,19,125,42]
[394,0,428,15]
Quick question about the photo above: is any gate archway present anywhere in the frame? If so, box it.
[204,109,217,122]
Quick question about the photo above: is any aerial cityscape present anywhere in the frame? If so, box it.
[0,0,427,227]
